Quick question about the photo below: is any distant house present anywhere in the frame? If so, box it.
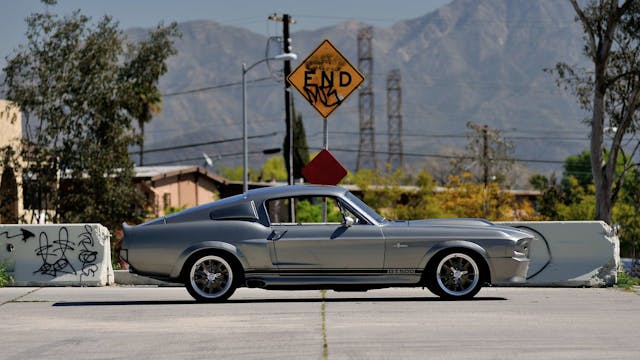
[0,100,24,224]
[133,166,231,218]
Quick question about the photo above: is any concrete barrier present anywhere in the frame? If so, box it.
[0,224,114,286]
[498,221,619,287]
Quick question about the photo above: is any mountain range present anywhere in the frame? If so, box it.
[133,0,589,179]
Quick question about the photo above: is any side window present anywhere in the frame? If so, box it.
[266,196,343,224]
[267,197,292,223]
[295,196,342,223]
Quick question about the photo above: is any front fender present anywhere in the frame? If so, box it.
[169,241,249,279]
[418,240,490,271]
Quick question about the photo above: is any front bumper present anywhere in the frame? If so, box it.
[489,256,530,285]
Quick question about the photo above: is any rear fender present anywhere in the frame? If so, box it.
[169,241,249,279]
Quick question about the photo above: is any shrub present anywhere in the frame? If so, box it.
[0,262,13,287]
[616,271,640,290]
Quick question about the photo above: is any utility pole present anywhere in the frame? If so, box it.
[468,122,490,187]
[269,13,296,222]
[269,13,296,186]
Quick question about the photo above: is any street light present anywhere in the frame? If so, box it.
[243,53,297,193]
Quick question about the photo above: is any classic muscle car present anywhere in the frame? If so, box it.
[121,185,531,301]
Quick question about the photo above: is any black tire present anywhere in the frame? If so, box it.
[183,253,238,302]
[426,250,483,300]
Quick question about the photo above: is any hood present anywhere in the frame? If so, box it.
[387,218,533,239]
[405,218,494,227]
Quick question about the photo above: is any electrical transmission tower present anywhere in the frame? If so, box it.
[386,69,403,170]
[357,26,377,171]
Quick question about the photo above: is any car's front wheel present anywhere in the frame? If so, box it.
[427,251,483,300]
[184,253,237,302]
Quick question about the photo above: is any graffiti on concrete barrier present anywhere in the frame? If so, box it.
[0,228,35,242]
[34,227,77,277]
[0,225,106,284]
[12,225,101,279]
[77,225,99,279]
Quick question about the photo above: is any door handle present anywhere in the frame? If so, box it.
[269,230,287,241]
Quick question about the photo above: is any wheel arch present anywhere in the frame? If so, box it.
[169,241,248,281]
[419,241,492,284]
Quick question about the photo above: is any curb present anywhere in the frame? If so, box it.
[114,270,181,287]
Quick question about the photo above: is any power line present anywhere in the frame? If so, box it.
[307,146,567,165]
[162,76,275,97]
[130,131,278,155]
[142,144,577,168]
[308,130,588,141]
[142,150,268,167]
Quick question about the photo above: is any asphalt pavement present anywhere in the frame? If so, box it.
[0,286,639,360]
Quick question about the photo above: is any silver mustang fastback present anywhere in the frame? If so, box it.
[121,185,531,301]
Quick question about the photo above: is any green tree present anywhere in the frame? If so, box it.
[260,156,287,182]
[283,100,310,182]
[120,23,180,166]
[219,166,243,181]
[530,151,605,221]
[556,176,596,220]
[219,165,260,182]
[616,166,640,257]
[529,173,563,220]
[295,199,341,223]
[350,168,446,220]
[394,171,446,220]
[563,150,593,189]
[0,147,19,223]
[351,167,407,218]
[437,173,538,221]
[529,174,550,192]
[2,4,179,229]
[550,0,640,224]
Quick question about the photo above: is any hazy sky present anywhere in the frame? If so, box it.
[0,0,451,66]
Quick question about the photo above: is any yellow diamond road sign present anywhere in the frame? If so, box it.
[288,39,364,118]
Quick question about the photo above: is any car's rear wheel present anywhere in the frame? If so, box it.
[427,251,483,300]
[184,253,237,302]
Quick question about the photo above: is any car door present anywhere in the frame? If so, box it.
[266,195,384,271]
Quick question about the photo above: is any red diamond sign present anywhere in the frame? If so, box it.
[302,149,347,185]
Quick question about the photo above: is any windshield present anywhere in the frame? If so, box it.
[344,190,386,224]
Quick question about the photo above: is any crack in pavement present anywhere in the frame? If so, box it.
[321,289,328,360]
[0,288,41,306]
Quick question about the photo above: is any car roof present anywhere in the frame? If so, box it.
[244,185,348,201]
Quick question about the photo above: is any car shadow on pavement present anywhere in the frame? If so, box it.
[52,296,506,307]
[227,296,507,304]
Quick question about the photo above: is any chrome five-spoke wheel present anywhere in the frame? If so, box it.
[185,254,236,302]
[430,252,483,299]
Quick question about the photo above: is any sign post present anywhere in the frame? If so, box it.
[322,117,328,221]
[288,39,364,220]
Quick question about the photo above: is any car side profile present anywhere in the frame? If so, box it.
[121,185,531,301]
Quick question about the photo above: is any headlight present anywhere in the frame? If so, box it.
[513,238,530,257]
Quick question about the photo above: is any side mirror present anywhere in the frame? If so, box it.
[343,216,355,227]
